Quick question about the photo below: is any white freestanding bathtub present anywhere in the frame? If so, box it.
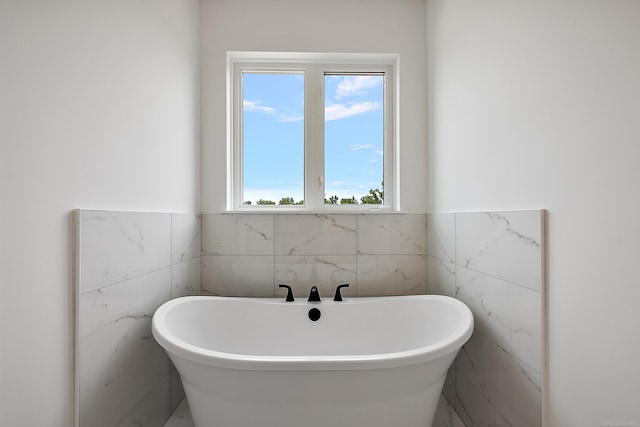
[152,295,473,427]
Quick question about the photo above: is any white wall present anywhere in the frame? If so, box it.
[426,1,640,425]
[0,1,200,426]
[200,0,428,213]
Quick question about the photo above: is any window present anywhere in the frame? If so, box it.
[227,52,398,211]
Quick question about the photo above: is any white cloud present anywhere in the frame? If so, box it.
[244,100,303,123]
[278,114,304,123]
[243,100,276,114]
[325,101,381,121]
[334,76,383,99]
[351,144,376,152]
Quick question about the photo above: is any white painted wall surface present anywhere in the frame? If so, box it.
[200,0,428,213]
[426,1,640,425]
[0,1,200,426]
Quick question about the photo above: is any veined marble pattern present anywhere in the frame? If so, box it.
[275,255,357,298]
[163,399,194,427]
[457,330,541,427]
[357,254,427,296]
[432,395,466,427]
[275,214,356,255]
[171,214,201,263]
[78,209,542,427]
[427,213,456,263]
[202,213,274,256]
[170,366,184,414]
[202,255,275,297]
[172,257,202,299]
[357,213,427,254]
[442,366,456,410]
[79,210,172,294]
[79,267,171,378]
[427,255,456,297]
[456,266,541,371]
[456,211,542,292]
[76,210,201,427]
[200,213,428,297]
[79,336,170,427]
[118,373,171,427]
[427,210,544,427]
[456,371,511,427]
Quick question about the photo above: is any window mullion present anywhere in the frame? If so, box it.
[315,65,326,210]
[303,65,325,211]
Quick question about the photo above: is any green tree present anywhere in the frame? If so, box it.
[340,196,358,204]
[279,197,304,205]
[257,199,276,205]
[361,189,383,204]
[361,181,384,204]
[325,195,339,205]
[279,197,295,205]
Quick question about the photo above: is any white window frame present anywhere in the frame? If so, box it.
[227,51,399,212]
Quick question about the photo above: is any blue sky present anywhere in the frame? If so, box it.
[242,72,383,203]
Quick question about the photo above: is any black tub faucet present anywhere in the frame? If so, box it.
[308,286,321,302]
[334,284,350,301]
[278,284,295,302]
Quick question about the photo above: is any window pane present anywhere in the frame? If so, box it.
[324,74,384,205]
[242,72,304,206]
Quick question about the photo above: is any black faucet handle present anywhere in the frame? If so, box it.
[278,284,295,302]
[308,285,321,302]
[334,283,350,301]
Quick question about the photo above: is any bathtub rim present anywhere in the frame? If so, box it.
[152,295,473,371]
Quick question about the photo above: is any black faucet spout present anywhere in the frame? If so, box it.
[334,283,350,301]
[308,285,321,302]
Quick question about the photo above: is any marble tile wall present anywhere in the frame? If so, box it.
[201,213,427,299]
[75,209,541,427]
[75,210,201,427]
[427,210,544,427]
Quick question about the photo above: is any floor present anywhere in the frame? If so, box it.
[163,394,465,427]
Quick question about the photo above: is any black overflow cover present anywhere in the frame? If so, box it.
[308,307,321,321]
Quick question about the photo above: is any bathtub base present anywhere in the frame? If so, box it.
[172,352,456,427]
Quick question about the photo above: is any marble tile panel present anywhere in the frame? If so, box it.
[170,365,185,414]
[79,210,172,294]
[457,330,541,427]
[171,213,201,264]
[275,255,357,299]
[171,257,201,299]
[79,336,170,427]
[356,214,426,255]
[163,398,194,427]
[456,371,511,427]
[455,210,543,291]
[356,254,427,296]
[79,267,172,378]
[442,365,456,409]
[427,213,456,263]
[427,256,456,297]
[201,214,274,256]
[432,394,466,427]
[118,372,171,427]
[275,214,356,255]
[456,266,541,371]
[201,255,274,297]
